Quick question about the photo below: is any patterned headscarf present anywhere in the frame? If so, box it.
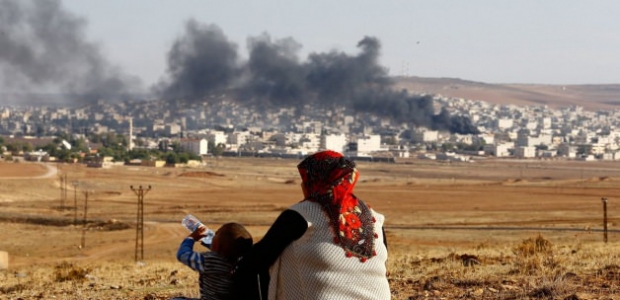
[298,150,378,262]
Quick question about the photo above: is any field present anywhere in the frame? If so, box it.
[1,157,619,299]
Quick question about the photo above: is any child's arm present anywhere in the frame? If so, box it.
[177,226,208,272]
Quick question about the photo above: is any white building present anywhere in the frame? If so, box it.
[557,144,577,158]
[515,146,536,158]
[206,130,227,146]
[412,130,438,143]
[165,123,181,135]
[299,134,321,152]
[541,117,552,129]
[180,138,208,156]
[321,134,347,154]
[356,135,381,155]
[516,132,553,147]
[478,133,495,145]
[496,119,513,130]
[484,143,513,157]
[227,131,251,146]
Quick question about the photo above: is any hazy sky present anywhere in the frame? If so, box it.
[62,0,620,86]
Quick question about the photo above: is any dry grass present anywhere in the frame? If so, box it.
[387,237,620,299]
[1,158,620,299]
[1,237,618,299]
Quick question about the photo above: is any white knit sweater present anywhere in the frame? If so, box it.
[268,201,391,300]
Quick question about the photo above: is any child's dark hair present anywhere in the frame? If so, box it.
[213,223,253,263]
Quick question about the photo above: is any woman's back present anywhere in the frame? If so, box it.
[269,200,390,300]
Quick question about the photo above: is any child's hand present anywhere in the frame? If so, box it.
[189,225,207,241]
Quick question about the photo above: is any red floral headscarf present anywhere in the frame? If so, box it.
[298,150,378,262]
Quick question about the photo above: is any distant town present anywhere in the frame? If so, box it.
[0,93,617,166]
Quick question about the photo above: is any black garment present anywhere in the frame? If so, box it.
[232,210,306,300]
[232,209,388,300]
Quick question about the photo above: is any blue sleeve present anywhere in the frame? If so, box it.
[176,237,205,272]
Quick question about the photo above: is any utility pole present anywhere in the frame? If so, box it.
[58,174,64,210]
[130,185,151,262]
[601,198,609,243]
[80,191,90,249]
[64,173,68,210]
[72,181,78,226]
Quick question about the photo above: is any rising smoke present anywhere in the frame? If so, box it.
[0,1,477,134]
[0,0,140,104]
[158,21,478,134]
[155,20,239,99]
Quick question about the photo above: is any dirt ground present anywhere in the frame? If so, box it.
[1,157,618,269]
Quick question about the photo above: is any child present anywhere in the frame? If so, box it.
[177,222,253,300]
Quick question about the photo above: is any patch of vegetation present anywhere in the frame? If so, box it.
[54,261,91,282]
[511,235,565,278]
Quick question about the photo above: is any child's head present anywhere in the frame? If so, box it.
[211,223,253,263]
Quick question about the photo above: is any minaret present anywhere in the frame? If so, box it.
[128,117,134,151]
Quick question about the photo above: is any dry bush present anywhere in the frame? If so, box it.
[511,234,565,276]
[514,234,553,258]
[54,261,91,282]
[527,276,574,299]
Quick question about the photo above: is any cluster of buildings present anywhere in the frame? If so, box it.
[2,93,620,162]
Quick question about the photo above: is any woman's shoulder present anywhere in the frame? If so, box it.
[371,209,385,223]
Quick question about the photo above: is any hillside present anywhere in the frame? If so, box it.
[394,76,620,111]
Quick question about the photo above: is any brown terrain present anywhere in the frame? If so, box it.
[1,157,619,299]
[395,76,620,111]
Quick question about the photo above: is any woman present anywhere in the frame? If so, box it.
[234,150,390,300]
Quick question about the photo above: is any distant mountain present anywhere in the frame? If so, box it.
[394,76,620,111]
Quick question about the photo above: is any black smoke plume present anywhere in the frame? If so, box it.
[157,22,479,134]
[0,0,140,104]
[155,20,239,99]
[243,34,306,105]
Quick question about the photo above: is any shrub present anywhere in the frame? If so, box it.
[511,235,561,275]
[54,261,91,282]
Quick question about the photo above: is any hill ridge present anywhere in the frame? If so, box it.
[394,76,620,111]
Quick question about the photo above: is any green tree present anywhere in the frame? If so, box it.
[72,138,89,153]
[208,141,225,156]
[100,147,116,158]
[89,134,102,144]
[134,138,145,147]
[36,125,45,137]
[577,145,592,155]
[22,143,34,152]
[165,152,179,165]
[6,143,21,152]
[103,132,119,147]
[178,153,190,163]
[384,136,398,145]
[56,149,72,162]
[171,141,182,153]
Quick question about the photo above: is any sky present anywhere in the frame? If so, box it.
[9,0,620,89]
